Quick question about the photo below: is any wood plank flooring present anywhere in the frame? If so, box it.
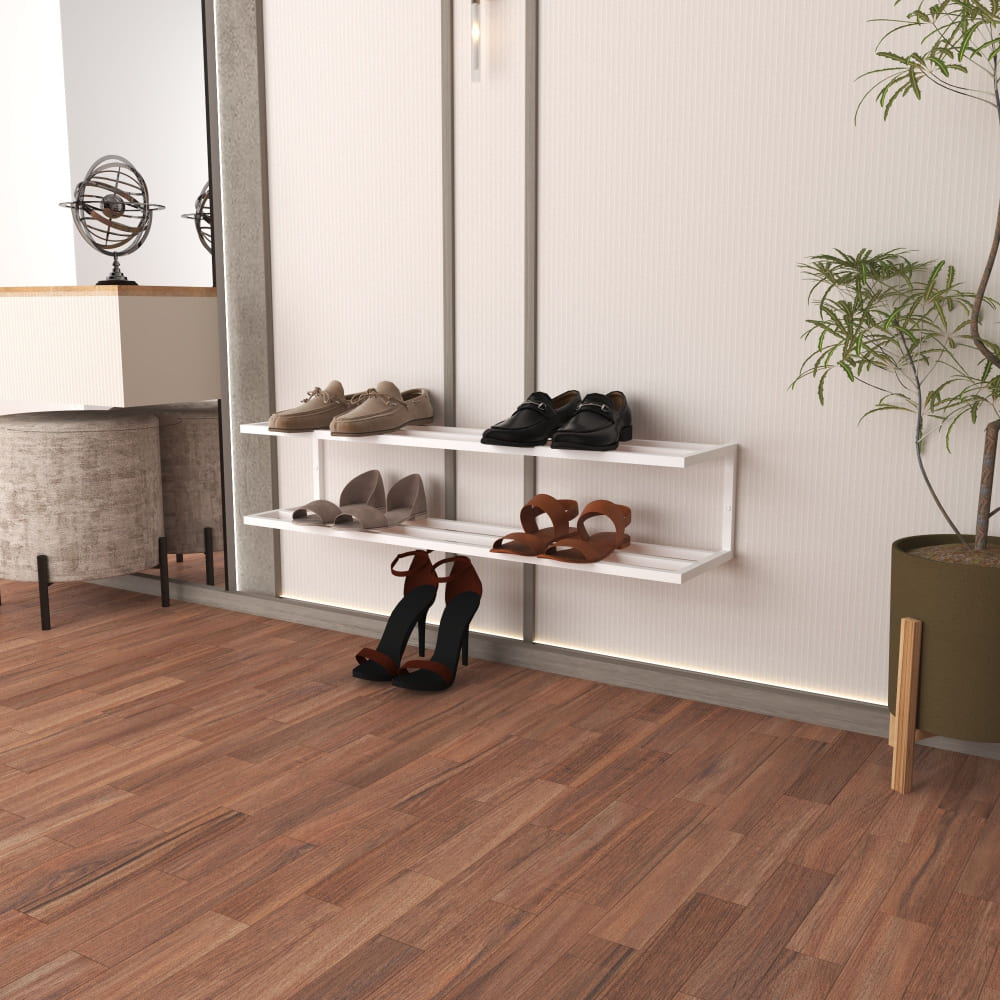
[0,578,998,999]
[136,549,226,588]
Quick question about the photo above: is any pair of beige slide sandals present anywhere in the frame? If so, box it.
[269,380,432,434]
[292,471,427,530]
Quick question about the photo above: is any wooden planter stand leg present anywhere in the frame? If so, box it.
[890,617,922,794]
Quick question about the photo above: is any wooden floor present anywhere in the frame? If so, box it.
[136,550,227,589]
[0,580,998,1000]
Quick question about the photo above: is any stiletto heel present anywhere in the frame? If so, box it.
[352,550,437,681]
[393,556,482,692]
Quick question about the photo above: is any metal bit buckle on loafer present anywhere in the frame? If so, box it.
[550,391,632,451]
[480,390,581,447]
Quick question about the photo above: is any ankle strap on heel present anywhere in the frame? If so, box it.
[431,555,478,582]
[392,549,437,594]
[431,555,483,598]
[391,549,432,576]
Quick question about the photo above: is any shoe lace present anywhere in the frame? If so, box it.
[302,386,331,405]
[348,388,401,407]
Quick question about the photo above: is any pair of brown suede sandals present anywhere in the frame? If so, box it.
[492,494,632,563]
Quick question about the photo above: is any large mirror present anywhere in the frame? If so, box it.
[0,1,226,591]
[59,0,230,590]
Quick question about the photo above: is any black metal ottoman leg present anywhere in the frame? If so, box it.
[158,537,170,607]
[37,554,51,630]
[204,527,214,586]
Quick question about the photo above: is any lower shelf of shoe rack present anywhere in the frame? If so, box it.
[243,511,731,585]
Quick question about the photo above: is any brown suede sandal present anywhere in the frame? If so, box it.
[491,494,580,556]
[539,500,632,563]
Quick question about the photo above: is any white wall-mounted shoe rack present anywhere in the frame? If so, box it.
[240,423,738,585]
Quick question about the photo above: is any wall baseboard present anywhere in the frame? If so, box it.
[99,573,1000,763]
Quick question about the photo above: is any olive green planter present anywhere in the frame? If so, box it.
[889,534,1000,744]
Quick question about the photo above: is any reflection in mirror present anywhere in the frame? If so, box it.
[59,0,228,588]
[59,0,212,287]
[134,401,227,591]
[0,3,227,594]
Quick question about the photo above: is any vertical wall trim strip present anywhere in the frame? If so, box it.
[442,0,457,521]
[202,0,233,590]
[522,0,540,642]
[208,0,280,595]
[255,0,282,597]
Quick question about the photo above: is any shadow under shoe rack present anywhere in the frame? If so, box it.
[240,423,738,585]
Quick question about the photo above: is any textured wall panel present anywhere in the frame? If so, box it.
[452,0,530,636]
[534,0,997,703]
[211,0,278,596]
[262,1,446,615]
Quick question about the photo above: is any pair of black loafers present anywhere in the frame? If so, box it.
[481,390,632,451]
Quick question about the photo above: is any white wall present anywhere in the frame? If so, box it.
[259,1,998,705]
[0,0,76,414]
[262,1,446,619]
[530,0,995,703]
[59,0,211,287]
[0,0,75,287]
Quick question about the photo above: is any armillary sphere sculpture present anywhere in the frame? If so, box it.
[60,154,163,285]
[182,181,213,253]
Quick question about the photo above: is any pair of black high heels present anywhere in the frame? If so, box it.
[353,550,482,691]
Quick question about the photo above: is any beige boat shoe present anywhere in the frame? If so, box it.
[330,381,433,435]
[269,380,355,431]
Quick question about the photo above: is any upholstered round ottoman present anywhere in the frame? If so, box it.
[0,411,167,627]
[137,403,223,560]
[0,410,164,580]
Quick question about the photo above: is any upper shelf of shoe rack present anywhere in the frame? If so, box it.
[239,423,738,584]
[239,422,735,468]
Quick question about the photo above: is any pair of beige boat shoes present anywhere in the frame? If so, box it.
[268,380,433,434]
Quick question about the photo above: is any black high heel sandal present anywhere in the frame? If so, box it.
[393,556,482,692]
[352,550,438,681]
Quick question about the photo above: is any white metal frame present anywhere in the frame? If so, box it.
[239,423,738,584]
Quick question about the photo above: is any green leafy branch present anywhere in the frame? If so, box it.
[795,249,997,541]
[857,0,1000,121]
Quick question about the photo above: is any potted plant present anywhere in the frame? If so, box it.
[795,2,1000,785]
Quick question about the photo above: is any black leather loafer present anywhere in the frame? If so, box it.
[481,390,581,446]
[550,391,632,451]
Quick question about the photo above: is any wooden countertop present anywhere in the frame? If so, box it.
[0,286,216,297]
